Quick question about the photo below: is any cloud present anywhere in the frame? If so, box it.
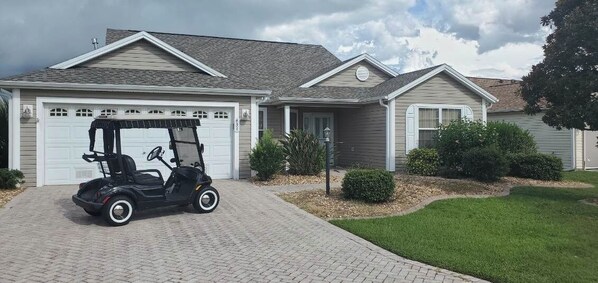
[0,0,554,80]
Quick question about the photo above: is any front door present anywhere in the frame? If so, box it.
[303,112,334,162]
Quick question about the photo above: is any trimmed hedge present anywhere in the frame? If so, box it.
[249,129,285,181]
[509,153,563,181]
[462,147,509,182]
[0,169,24,189]
[342,169,395,203]
[487,121,537,154]
[406,148,439,176]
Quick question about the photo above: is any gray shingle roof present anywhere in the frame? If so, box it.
[105,29,341,91]
[1,67,255,89]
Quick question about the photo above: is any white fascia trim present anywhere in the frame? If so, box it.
[51,31,226,77]
[0,81,270,96]
[300,53,398,88]
[35,97,240,186]
[384,64,499,104]
[276,97,360,103]
[8,89,20,170]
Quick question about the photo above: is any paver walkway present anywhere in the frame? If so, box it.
[0,180,485,282]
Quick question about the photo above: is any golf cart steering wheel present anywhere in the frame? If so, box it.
[147,146,163,161]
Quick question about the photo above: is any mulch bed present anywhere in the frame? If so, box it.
[0,188,26,207]
[278,175,592,220]
[251,173,342,186]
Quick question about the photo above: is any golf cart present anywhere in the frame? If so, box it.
[72,115,220,226]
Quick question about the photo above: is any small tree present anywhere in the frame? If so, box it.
[521,0,598,133]
[249,129,285,181]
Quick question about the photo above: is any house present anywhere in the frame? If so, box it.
[471,77,598,170]
[0,29,498,187]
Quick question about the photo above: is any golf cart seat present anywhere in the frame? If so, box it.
[121,155,164,186]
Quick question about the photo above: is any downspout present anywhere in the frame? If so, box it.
[379,98,390,171]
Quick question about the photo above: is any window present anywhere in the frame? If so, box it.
[148,110,164,114]
[258,108,267,139]
[418,107,462,148]
[193,111,208,119]
[100,109,117,116]
[171,110,187,117]
[214,111,229,119]
[124,109,140,115]
[75,109,93,117]
[49,108,68,117]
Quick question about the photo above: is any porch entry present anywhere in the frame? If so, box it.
[303,112,334,163]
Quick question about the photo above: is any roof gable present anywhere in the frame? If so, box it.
[316,61,393,88]
[385,64,499,104]
[299,53,398,88]
[51,31,226,77]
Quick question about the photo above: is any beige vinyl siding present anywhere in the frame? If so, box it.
[317,62,391,88]
[82,39,198,72]
[395,73,483,169]
[488,111,574,170]
[337,104,386,168]
[19,89,252,185]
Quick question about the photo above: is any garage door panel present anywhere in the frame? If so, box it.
[44,104,234,185]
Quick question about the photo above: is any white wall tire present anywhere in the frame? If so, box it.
[102,196,135,226]
[193,186,219,213]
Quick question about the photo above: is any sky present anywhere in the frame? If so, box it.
[0,0,556,79]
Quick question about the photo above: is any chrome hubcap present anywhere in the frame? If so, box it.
[113,205,124,216]
[201,195,211,206]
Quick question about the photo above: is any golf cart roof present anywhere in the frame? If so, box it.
[91,114,201,129]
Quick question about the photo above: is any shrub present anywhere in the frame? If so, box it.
[406,148,439,176]
[462,147,509,182]
[0,169,24,189]
[435,120,496,172]
[249,130,285,181]
[342,169,395,203]
[509,153,563,181]
[437,166,462,179]
[281,129,325,175]
[487,121,537,155]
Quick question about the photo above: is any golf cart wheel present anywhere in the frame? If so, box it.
[84,208,101,217]
[193,186,219,213]
[102,196,135,226]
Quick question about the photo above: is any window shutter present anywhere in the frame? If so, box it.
[463,106,474,120]
[405,105,416,154]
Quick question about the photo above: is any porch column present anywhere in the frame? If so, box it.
[284,105,291,136]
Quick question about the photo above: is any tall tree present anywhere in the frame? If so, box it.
[521,0,598,130]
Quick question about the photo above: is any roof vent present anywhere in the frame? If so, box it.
[356,66,370,81]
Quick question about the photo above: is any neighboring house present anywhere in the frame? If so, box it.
[471,77,598,170]
[0,29,498,186]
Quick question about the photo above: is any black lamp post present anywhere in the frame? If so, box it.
[324,127,331,196]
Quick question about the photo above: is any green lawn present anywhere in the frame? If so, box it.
[330,171,598,283]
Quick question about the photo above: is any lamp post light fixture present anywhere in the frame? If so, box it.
[324,127,331,196]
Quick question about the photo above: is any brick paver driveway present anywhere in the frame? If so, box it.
[0,180,484,282]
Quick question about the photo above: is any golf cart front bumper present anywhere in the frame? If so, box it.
[72,195,103,211]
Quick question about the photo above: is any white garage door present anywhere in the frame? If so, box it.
[44,104,233,185]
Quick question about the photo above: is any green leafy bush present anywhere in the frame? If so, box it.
[435,120,496,172]
[342,169,395,203]
[249,130,285,181]
[462,147,509,182]
[487,121,537,154]
[406,148,439,176]
[281,129,325,175]
[509,153,563,181]
[0,169,24,189]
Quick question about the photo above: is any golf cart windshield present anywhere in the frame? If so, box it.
[171,127,203,168]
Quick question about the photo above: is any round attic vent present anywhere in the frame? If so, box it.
[355,66,370,81]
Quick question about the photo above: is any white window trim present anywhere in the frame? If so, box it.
[406,104,473,153]
[258,107,268,134]
[36,97,240,186]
